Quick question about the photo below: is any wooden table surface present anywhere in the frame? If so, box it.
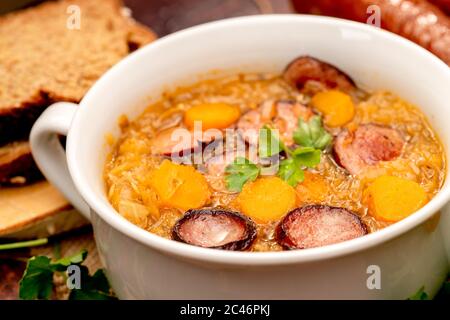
[0,0,293,300]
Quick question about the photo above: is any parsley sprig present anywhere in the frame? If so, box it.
[294,116,332,150]
[224,157,260,192]
[225,115,332,190]
[19,249,116,300]
[407,286,429,300]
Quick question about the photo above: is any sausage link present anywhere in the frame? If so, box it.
[292,0,450,64]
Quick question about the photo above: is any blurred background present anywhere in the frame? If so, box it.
[2,0,448,63]
[0,0,292,33]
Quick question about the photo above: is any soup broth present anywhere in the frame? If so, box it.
[104,57,445,252]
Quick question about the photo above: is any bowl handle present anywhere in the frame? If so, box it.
[30,102,90,220]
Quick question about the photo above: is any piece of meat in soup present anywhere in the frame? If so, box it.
[237,100,313,146]
[150,127,216,156]
[284,56,356,92]
[276,205,367,249]
[172,208,257,250]
[333,124,404,175]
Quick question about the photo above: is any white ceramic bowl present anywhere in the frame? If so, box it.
[30,15,450,299]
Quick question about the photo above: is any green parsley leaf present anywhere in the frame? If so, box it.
[308,116,322,142]
[292,146,316,155]
[293,119,313,147]
[225,157,260,192]
[294,116,332,150]
[259,126,282,158]
[441,280,450,296]
[19,249,116,300]
[51,249,88,272]
[292,147,322,168]
[69,267,117,300]
[278,158,305,187]
[314,133,333,150]
[407,286,429,300]
[435,277,450,299]
[19,256,54,300]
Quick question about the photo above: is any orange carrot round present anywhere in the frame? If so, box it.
[237,176,297,223]
[296,171,329,203]
[150,160,211,211]
[366,175,427,222]
[184,103,241,130]
[311,90,355,127]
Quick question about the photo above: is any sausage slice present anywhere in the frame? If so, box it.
[172,208,257,250]
[283,56,356,92]
[150,127,216,156]
[334,124,404,175]
[276,205,367,250]
[237,100,313,146]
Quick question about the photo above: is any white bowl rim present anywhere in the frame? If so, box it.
[67,14,450,266]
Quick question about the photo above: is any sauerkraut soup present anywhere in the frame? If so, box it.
[104,56,445,252]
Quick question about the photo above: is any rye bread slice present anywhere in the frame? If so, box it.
[0,0,156,185]
[0,0,157,145]
[0,141,42,186]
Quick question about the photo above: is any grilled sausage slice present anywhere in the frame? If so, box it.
[172,208,257,250]
[333,124,404,175]
[283,56,356,92]
[276,205,367,249]
[237,100,313,146]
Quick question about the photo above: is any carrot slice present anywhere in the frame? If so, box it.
[296,171,329,203]
[311,90,355,127]
[184,103,241,130]
[366,175,428,222]
[237,176,297,223]
[150,160,211,211]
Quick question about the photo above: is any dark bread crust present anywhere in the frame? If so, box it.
[0,141,42,186]
[0,92,51,147]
